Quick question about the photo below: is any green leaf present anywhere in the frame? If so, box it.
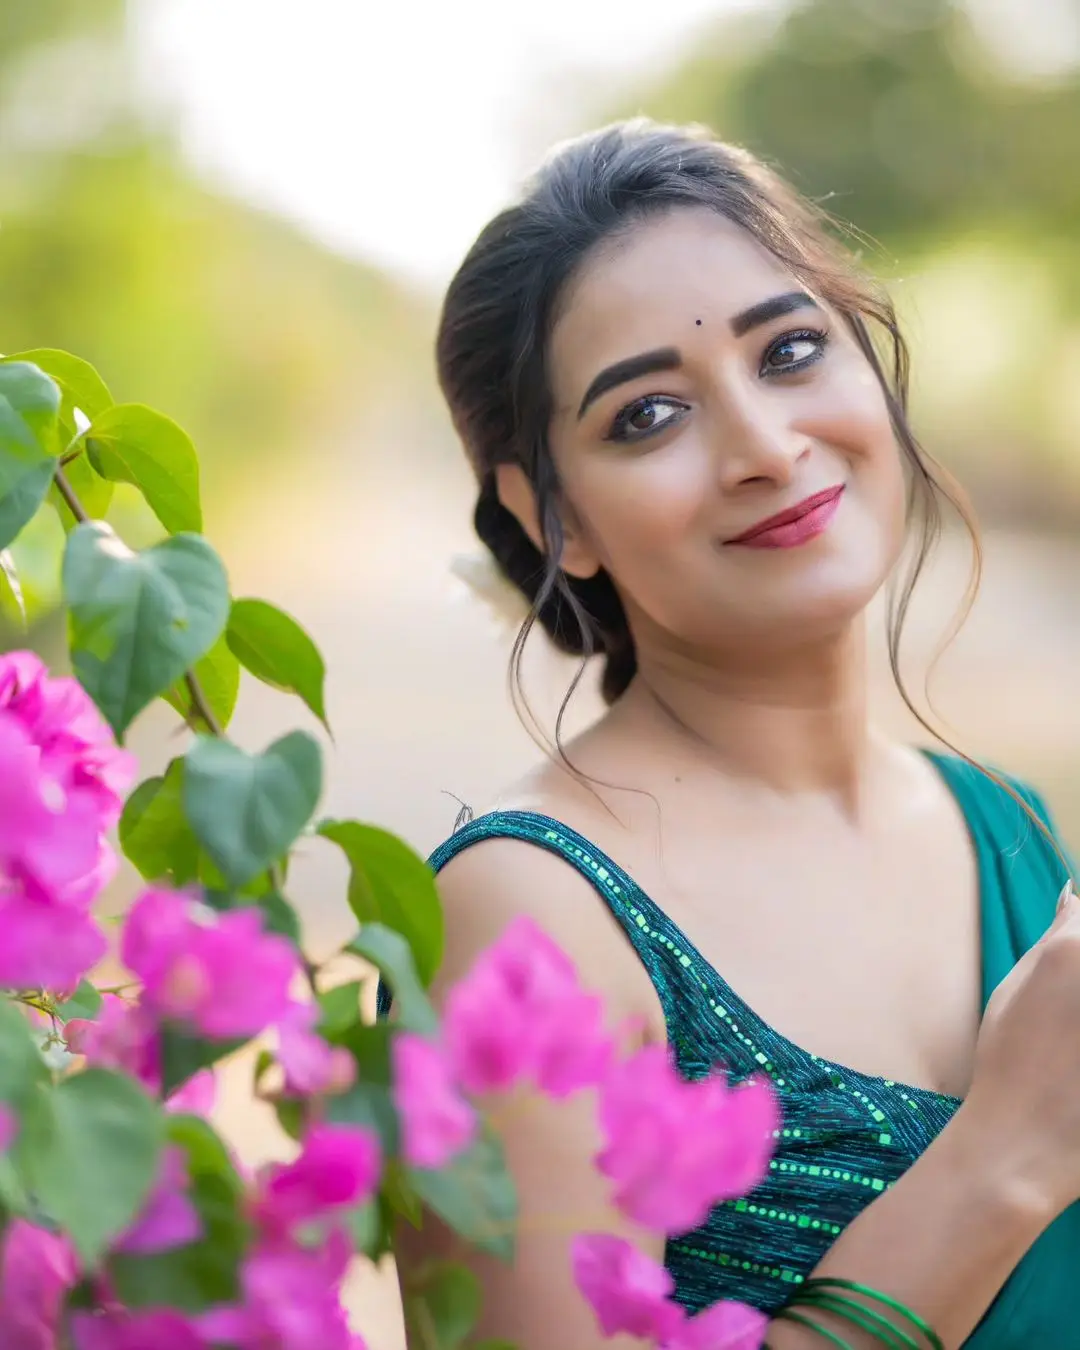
[346,1198,393,1261]
[409,1127,517,1263]
[404,1264,481,1350]
[3,349,113,423]
[50,450,113,531]
[0,550,26,630]
[163,631,241,732]
[346,924,437,1036]
[319,820,444,987]
[160,1027,247,1101]
[317,980,363,1036]
[119,760,201,886]
[84,404,202,534]
[56,980,103,1023]
[0,999,49,1111]
[183,731,322,888]
[226,597,329,731]
[325,1023,399,1155]
[109,1114,247,1311]
[63,522,229,737]
[471,1341,519,1349]
[15,1069,163,1266]
[0,362,60,550]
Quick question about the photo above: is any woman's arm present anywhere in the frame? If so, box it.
[765,1105,1053,1348]
[395,839,667,1350]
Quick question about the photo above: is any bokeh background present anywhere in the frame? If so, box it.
[3,1,1079,1343]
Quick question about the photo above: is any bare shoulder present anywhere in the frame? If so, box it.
[431,785,656,1026]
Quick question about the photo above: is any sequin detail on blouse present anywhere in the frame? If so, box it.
[426,811,962,1317]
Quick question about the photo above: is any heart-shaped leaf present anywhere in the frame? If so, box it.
[183,732,322,887]
[63,522,229,737]
[226,597,329,731]
[15,1069,163,1266]
[318,819,443,986]
[0,362,61,550]
[85,404,202,534]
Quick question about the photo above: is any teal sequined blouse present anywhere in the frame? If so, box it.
[425,752,1077,1348]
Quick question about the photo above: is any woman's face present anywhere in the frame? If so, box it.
[540,207,907,664]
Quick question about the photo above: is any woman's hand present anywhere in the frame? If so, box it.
[956,880,1080,1218]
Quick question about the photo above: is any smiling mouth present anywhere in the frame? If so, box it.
[724,485,846,550]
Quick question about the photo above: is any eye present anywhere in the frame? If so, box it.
[607,395,688,444]
[762,328,830,376]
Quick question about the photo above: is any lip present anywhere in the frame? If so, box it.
[724,485,845,549]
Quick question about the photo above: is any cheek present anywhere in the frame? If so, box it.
[569,440,714,563]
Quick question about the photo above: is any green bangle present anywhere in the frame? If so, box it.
[792,1289,921,1349]
[801,1278,944,1350]
[775,1307,857,1349]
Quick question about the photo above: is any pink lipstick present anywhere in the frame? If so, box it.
[725,485,845,550]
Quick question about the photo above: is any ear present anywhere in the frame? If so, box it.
[494,463,601,580]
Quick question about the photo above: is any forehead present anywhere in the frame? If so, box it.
[549,207,802,394]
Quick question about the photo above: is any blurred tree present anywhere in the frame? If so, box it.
[0,0,424,509]
[636,0,1080,261]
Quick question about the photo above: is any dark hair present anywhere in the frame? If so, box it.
[436,118,979,738]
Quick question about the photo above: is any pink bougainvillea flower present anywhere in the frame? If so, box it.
[114,1146,201,1255]
[254,1124,380,1236]
[276,1001,355,1097]
[0,653,136,991]
[199,1228,363,1350]
[71,1308,207,1350]
[122,888,300,1039]
[571,1233,682,1342]
[444,915,613,1097]
[67,994,161,1090]
[0,651,136,830]
[166,1068,218,1117]
[662,1299,769,1350]
[0,1219,78,1350]
[392,1032,477,1169]
[596,1045,776,1235]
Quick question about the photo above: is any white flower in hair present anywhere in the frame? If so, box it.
[449,553,531,632]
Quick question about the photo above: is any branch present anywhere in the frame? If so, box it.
[53,464,89,523]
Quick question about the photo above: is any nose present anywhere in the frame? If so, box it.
[713,390,811,492]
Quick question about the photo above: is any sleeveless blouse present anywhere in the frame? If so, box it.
[417,752,1075,1345]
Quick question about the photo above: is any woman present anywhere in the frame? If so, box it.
[399,120,1078,1347]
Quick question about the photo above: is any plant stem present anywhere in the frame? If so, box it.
[184,671,224,737]
[53,464,88,523]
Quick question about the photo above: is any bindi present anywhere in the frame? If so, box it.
[695,318,702,326]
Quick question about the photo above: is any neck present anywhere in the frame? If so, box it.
[623,621,873,804]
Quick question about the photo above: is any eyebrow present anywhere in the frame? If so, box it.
[577,347,682,419]
[575,291,821,419]
[730,290,818,337]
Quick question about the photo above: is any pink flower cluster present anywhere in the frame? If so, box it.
[69,887,353,1106]
[0,1144,201,1350]
[389,915,616,1171]
[0,652,135,992]
[392,916,778,1348]
[573,1235,768,1350]
[0,1123,380,1350]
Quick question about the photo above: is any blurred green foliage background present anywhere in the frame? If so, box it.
[2,0,1077,854]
